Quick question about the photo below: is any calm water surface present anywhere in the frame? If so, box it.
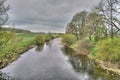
[0,38,120,80]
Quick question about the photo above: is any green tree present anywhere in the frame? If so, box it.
[66,11,88,39]
[72,11,88,39]
[66,22,78,39]
[66,11,106,41]
[85,12,106,41]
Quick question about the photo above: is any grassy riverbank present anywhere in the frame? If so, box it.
[88,37,120,75]
[0,33,36,68]
[61,34,120,75]
[0,32,59,69]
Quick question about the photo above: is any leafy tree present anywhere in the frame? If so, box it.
[85,12,106,41]
[66,11,106,41]
[66,11,88,39]
[66,22,78,39]
[72,11,88,39]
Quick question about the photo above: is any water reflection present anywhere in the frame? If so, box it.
[35,41,53,52]
[62,47,120,80]
[0,39,120,80]
[62,47,74,56]
[35,45,44,52]
[0,38,80,80]
[0,71,12,80]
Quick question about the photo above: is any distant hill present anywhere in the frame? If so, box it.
[1,27,32,33]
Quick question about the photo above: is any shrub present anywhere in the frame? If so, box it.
[93,37,120,62]
[35,34,46,45]
[45,34,51,41]
[62,34,77,46]
[0,31,15,50]
[72,39,94,55]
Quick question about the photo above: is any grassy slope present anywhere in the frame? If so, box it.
[0,33,36,68]
[17,33,36,48]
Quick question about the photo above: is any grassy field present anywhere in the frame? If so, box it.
[17,33,36,47]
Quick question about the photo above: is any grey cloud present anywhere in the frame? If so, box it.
[7,0,100,32]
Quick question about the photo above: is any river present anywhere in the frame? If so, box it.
[0,38,120,80]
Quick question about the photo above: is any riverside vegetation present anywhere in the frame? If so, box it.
[0,32,36,68]
[0,31,59,68]
[62,0,120,75]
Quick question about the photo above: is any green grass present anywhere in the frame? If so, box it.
[0,33,36,57]
[16,33,36,47]
[18,37,35,47]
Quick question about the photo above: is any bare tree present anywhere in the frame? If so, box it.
[95,0,120,38]
[0,0,9,30]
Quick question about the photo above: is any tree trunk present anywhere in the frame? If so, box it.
[110,0,114,39]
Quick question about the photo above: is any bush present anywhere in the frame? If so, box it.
[62,34,77,46]
[45,34,51,41]
[72,39,94,55]
[93,37,120,62]
[0,31,15,50]
[35,34,53,45]
[35,34,46,45]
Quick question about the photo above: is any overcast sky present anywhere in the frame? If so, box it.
[6,0,100,33]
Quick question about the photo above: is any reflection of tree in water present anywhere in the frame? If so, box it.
[62,47,93,72]
[46,41,52,48]
[0,71,1,79]
[35,45,44,52]
[62,47,74,56]
[0,71,12,80]
[69,55,94,73]
[35,41,52,52]
[63,47,120,80]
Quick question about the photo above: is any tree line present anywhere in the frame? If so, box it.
[66,0,120,41]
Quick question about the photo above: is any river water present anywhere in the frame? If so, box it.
[0,38,120,80]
